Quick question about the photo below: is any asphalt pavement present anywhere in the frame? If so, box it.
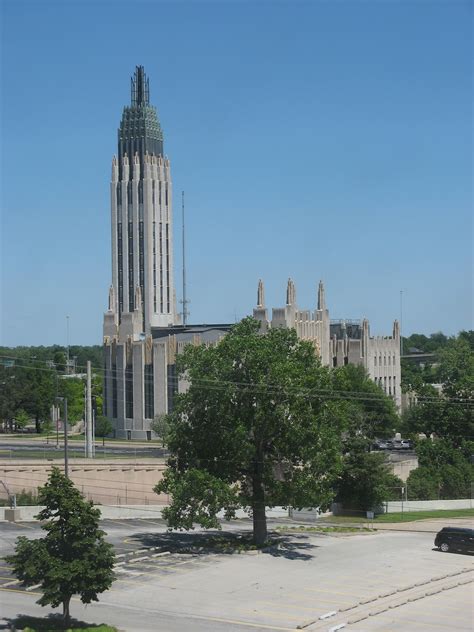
[0,517,472,631]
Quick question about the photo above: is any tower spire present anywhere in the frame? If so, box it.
[131,65,150,107]
[317,280,326,310]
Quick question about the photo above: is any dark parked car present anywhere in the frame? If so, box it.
[434,527,474,554]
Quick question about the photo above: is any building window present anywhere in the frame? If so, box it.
[374,356,377,367]
[384,355,387,366]
[144,363,154,419]
[125,363,133,419]
[103,363,108,417]
[112,362,117,418]
[384,376,387,392]
[159,222,163,313]
[393,354,396,365]
[117,223,123,314]
[388,355,391,366]
[166,224,170,313]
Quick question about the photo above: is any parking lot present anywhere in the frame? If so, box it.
[0,518,473,631]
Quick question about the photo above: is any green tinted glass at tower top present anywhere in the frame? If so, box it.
[118,65,164,179]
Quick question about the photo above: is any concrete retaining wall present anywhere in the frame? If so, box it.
[0,459,168,506]
[388,456,418,482]
[385,499,473,512]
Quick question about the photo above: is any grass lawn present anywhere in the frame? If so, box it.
[276,525,375,533]
[10,615,117,631]
[319,508,474,524]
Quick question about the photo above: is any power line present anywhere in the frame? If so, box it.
[2,355,474,408]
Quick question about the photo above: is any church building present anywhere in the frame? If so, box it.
[103,67,401,439]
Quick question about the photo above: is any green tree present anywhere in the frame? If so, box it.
[406,439,474,500]
[155,318,346,546]
[151,413,171,444]
[336,438,403,511]
[6,468,115,626]
[401,334,474,443]
[58,378,85,423]
[95,416,113,446]
[406,467,440,500]
[14,409,30,432]
[331,364,399,439]
[42,418,54,444]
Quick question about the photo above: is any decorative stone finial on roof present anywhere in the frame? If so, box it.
[257,279,265,308]
[286,278,296,306]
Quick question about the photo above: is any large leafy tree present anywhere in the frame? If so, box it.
[6,468,115,626]
[0,363,55,432]
[401,335,474,443]
[336,438,403,511]
[330,367,401,511]
[155,318,347,546]
[406,439,473,500]
[331,364,399,439]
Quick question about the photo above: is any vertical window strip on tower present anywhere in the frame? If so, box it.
[139,220,145,329]
[117,223,123,314]
[125,363,133,419]
[103,361,108,417]
[112,362,118,419]
[144,363,154,419]
[128,183,134,312]
[159,222,163,312]
[153,222,157,311]
[166,224,170,313]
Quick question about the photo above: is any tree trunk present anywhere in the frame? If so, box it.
[63,597,71,627]
[252,446,267,547]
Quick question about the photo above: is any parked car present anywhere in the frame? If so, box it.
[372,440,390,450]
[434,527,474,554]
[400,439,412,450]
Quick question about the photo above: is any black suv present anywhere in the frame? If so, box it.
[434,527,474,554]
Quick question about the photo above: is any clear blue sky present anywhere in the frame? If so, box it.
[1,0,472,347]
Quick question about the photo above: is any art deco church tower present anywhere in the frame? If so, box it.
[105,65,176,338]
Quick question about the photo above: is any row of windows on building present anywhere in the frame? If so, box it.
[374,354,397,367]
[105,363,155,420]
[376,375,396,396]
[116,179,169,208]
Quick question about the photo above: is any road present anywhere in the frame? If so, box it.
[0,439,167,459]
[0,517,472,631]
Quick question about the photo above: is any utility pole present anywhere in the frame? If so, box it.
[180,190,190,326]
[66,315,70,374]
[56,397,69,476]
[86,361,93,458]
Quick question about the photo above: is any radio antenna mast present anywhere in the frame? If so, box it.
[180,191,190,326]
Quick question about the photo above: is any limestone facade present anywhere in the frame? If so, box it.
[253,278,402,409]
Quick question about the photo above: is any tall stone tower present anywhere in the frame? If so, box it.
[106,65,176,339]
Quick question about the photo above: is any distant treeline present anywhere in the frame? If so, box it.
[0,345,104,372]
